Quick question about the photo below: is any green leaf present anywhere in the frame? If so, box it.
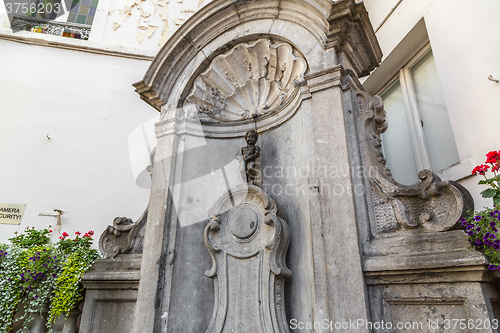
[478,180,488,185]
[481,188,498,198]
[494,195,500,204]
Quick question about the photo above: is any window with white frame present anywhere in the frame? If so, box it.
[379,45,460,185]
[8,0,98,40]
[26,0,98,25]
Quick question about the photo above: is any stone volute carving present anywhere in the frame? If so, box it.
[204,184,291,333]
[99,209,148,258]
[355,90,473,233]
[99,149,154,257]
[185,38,307,123]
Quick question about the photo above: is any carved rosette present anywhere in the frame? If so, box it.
[99,209,148,258]
[204,184,290,333]
[355,90,473,233]
[186,38,307,123]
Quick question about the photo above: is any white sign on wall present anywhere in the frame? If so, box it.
[0,203,26,225]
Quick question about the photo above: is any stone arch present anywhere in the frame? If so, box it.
[134,0,340,113]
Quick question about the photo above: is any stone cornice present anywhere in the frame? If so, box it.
[327,0,382,77]
[304,66,344,93]
[303,66,364,94]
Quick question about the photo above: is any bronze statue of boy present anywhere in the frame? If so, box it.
[237,130,261,185]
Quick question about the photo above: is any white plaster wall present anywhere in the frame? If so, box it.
[362,0,401,31]
[97,0,212,50]
[0,0,212,55]
[0,39,158,244]
[363,0,500,210]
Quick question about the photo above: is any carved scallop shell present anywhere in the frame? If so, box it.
[185,38,307,122]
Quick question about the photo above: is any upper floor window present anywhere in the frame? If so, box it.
[10,0,98,40]
[380,45,460,185]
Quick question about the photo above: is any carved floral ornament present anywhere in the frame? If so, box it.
[184,38,307,123]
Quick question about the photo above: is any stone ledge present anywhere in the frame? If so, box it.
[305,66,343,93]
[364,250,486,272]
[365,230,474,257]
[363,230,487,273]
[83,271,140,282]
[82,254,142,290]
[0,32,155,60]
[365,265,488,285]
[89,254,142,269]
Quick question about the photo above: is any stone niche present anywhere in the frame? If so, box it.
[80,0,500,332]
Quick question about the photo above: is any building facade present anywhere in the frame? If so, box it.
[1,0,498,244]
[1,0,500,332]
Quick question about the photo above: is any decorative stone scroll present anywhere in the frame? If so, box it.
[204,184,291,333]
[186,38,307,123]
[99,209,148,258]
[355,90,473,233]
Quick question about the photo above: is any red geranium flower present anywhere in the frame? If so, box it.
[472,164,490,175]
[486,150,500,164]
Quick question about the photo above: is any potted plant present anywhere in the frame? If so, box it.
[462,150,500,270]
[0,227,98,332]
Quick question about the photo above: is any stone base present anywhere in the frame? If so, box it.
[368,279,499,333]
[79,255,141,333]
[364,230,500,332]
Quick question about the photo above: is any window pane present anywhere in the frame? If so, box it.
[66,0,98,25]
[381,79,419,185]
[411,51,459,172]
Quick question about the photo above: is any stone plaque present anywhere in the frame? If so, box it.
[0,203,26,225]
[204,184,291,333]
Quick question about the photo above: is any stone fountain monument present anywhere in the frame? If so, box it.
[79,0,500,332]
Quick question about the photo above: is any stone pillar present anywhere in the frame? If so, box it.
[303,67,371,331]
[131,126,179,333]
